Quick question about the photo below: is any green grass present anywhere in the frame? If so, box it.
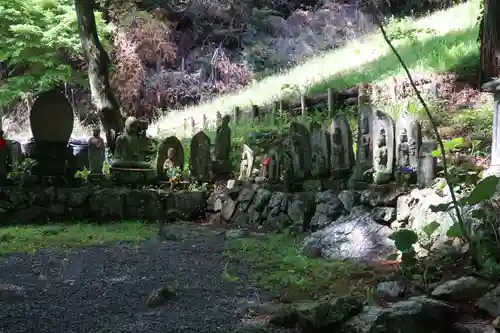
[226,233,382,301]
[156,1,481,137]
[0,221,156,256]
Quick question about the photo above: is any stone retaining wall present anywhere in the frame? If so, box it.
[0,186,207,224]
[208,178,485,262]
[208,180,403,233]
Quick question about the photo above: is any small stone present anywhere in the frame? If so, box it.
[431,276,489,301]
[370,207,396,224]
[145,284,176,308]
[220,197,236,221]
[0,283,27,301]
[376,280,405,301]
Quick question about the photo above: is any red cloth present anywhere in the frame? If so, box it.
[0,137,7,150]
[261,156,271,166]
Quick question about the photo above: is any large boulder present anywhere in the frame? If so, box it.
[302,206,395,261]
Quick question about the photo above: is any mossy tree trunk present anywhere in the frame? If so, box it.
[480,0,500,83]
[74,0,123,153]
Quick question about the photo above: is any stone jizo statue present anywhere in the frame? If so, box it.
[214,115,231,161]
[112,116,151,169]
[162,147,181,179]
[398,129,410,167]
[88,128,105,174]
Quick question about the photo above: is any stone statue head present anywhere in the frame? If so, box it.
[222,115,230,126]
[167,147,175,159]
[92,128,100,137]
[124,116,139,136]
[400,128,408,142]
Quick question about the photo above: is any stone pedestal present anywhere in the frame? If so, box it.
[482,79,500,178]
[31,141,76,184]
[110,167,157,186]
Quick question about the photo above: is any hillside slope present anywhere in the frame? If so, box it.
[152,1,480,138]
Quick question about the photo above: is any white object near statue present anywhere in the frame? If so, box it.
[238,144,255,180]
[481,79,500,178]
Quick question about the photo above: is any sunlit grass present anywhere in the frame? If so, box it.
[0,221,156,256]
[226,233,380,301]
[153,1,480,138]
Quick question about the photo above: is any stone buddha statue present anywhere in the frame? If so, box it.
[111,116,152,169]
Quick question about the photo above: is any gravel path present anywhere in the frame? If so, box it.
[0,224,292,333]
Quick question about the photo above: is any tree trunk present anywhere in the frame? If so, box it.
[74,0,124,153]
[480,0,500,84]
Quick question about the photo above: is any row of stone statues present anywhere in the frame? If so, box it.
[237,105,436,188]
[87,115,233,183]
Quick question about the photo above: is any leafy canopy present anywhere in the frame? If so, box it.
[0,0,111,107]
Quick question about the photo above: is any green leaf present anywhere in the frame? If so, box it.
[446,223,465,238]
[471,209,487,220]
[401,251,418,266]
[389,229,418,252]
[431,149,442,157]
[422,221,440,237]
[465,175,499,205]
[444,137,465,151]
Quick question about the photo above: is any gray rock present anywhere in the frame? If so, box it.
[452,320,497,333]
[287,192,315,232]
[220,197,236,221]
[370,207,396,224]
[88,188,124,220]
[262,191,287,221]
[338,190,360,212]
[360,189,403,207]
[249,188,272,212]
[124,189,163,221]
[431,276,490,301]
[302,206,395,261]
[396,195,415,223]
[376,280,406,301]
[310,190,344,230]
[476,284,500,317]
[296,296,363,331]
[339,296,456,333]
[174,190,206,220]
